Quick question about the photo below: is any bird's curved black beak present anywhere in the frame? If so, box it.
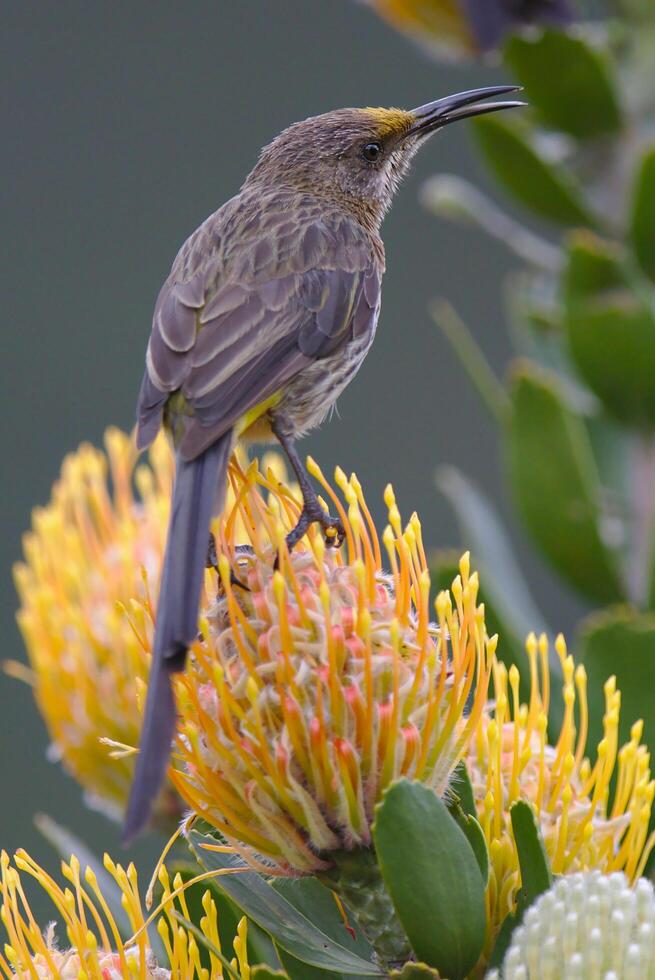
[406,85,524,139]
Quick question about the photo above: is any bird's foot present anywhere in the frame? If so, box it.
[285,501,345,553]
[206,533,251,591]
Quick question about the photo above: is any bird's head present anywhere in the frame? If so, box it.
[245,86,523,225]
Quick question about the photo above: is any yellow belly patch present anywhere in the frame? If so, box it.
[235,392,281,442]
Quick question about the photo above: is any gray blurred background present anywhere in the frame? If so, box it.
[1,0,583,913]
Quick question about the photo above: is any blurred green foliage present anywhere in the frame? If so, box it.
[425,2,655,807]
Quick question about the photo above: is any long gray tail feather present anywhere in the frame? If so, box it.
[122,432,232,843]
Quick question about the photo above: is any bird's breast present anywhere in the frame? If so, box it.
[273,301,380,438]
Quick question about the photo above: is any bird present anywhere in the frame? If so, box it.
[123,85,524,842]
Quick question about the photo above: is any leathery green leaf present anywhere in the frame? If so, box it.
[631,146,655,283]
[448,803,490,886]
[506,362,623,603]
[562,231,655,427]
[373,780,485,979]
[578,607,655,758]
[487,803,552,967]
[187,830,383,975]
[564,230,628,302]
[510,801,552,908]
[473,115,594,226]
[504,29,622,138]
[449,760,476,820]
[566,295,655,428]
[272,877,377,980]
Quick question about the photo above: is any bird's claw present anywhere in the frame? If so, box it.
[284,504,345,554]
[322,516,345,549]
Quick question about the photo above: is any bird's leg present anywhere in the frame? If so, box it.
[206,533,219,573]
[272,417,345,551]
[206,533,251,590]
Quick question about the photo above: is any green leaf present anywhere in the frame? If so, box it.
[506,362,624,603]
[447,767,488,884]
[373,781,486,979]
[447,804,490,886]
[252,970,290,980]
[631,147,655,283]
[504,29,622,138]
[273,953,325,980]
[564,230,628,302]
[187,830,384,976]
[579,607,655,878]
[562,231,655,428]
[509,801,552,908]
[487,803,553,969]
[566,294,655,428]
[578,607,655,757]
[271,878,376,980]
[449,760,476,820]
[472,115,594,226]
[584,413,630,506]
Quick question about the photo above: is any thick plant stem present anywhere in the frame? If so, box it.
[319,846,412,969]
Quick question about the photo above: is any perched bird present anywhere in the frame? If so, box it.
[123,85,524,842]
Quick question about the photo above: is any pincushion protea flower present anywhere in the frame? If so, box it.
[10,428,289,827]
[467,633,655,954]
[11,428,175,822]
[488,871,655,979]
[162,457,496,874]
[0,848,250,979]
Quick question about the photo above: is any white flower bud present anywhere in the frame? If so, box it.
[494,871,655,978]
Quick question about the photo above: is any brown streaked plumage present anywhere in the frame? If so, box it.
[124,86,524,842]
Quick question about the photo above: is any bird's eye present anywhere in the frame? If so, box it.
[362,141,382,162]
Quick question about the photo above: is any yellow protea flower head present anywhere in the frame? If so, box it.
[488,871,655,980]
[171,458,496,873]
[467,633,655,950]
[11,428,181,824]
[359,0,477,59]
[0,848,250,979]
[357,0,575,60]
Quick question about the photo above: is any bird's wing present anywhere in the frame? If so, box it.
[136,210,381,459]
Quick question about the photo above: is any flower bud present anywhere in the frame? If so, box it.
[488,871,655,979]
